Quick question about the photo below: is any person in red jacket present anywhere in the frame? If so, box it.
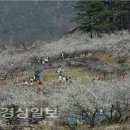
[95,75,100,80]
[120,74,125,80]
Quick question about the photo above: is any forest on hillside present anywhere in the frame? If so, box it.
[75,0,130,38]
[0,1,76,47]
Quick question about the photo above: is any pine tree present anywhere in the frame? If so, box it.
[111,0,130,30]
[75,0,130,37]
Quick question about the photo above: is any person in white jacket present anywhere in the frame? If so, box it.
[59,75,62,83]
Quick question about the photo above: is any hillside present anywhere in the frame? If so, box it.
[1,1,130,129]
[0,31,130,130]
[0,1,76,45]
[0,30,130,75]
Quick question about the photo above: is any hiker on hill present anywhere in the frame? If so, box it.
[60,52,65,61]
[99,109,103,115]
[29,78,34,85]
[59,75,63,83]
[34,67,42,83]
[42,60,45,65]
[41,57,50,65]
[62,76,66,84]
[44,57,49,64]
[95,75,100,80]
[24,80,28,86]
[57,66,64,75]
[37,58,40,63]
[66,76,69,82]
[120,74,125,80]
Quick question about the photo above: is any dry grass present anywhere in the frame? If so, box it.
[20,66,100,84]
[2,64,120,87]
[93,52,119,67]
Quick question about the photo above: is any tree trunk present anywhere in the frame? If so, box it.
[86,112,96,128]
[90,26,93,38]
[102,105,114,124]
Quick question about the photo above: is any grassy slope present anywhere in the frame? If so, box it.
[0,65,120,87]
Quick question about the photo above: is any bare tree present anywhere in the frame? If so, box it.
[12,34,36,51]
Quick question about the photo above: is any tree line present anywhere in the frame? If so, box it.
[75,0,130,38]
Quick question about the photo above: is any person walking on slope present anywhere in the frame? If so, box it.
[62,76,66,84]
[57,66,64,75]
[60,52,65,61]
[120,74,125,80]
[59,75,63,83]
